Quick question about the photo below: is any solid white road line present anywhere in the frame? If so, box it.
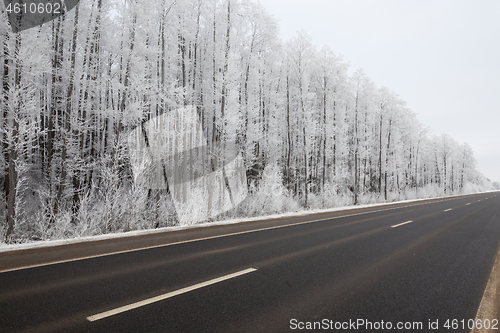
[87,268,257,322]
[0,198,460,274]
[444,208,453,212]
[391,221,413,228]
[0,193,485,274]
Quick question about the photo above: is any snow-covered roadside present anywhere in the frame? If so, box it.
[0,191,489,253]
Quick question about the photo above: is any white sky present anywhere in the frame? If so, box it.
[259,0,500,182]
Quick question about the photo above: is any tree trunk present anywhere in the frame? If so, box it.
[353,91,359,205]
[384,118,392,201]
[5,33,22,240]
[378,107,383,195]
[286,73,292,188]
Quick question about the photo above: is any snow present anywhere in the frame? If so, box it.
[0,192,482,253]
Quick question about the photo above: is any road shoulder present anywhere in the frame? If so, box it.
[472,242,500,333]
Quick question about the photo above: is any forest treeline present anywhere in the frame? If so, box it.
[0,0,491,243]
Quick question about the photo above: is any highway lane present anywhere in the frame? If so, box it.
[0,192,499,332]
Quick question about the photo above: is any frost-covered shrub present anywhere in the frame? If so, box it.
[400,190,417,201]
[3,160,179,244]
[462,182,482,194]
[415,184,444,199]
[357,193,382,205]
[306,183,357,209]
[0,224,5,245]
[238,163,299,216]
[77,181,177,234]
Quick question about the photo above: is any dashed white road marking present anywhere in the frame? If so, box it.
[444,208,453,212]
[0,197,462,274]
[391,221,414,228]
[87,268,257,322]
[1,193,491,274]
[465,203,471,206]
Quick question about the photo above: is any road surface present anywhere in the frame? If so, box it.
[1,192,499,332]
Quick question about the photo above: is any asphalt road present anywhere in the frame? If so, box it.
[1,192,500,333]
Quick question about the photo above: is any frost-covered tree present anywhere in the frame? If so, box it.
[0,0,491,243]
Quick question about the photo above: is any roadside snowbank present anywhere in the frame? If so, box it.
[1,191,492,253]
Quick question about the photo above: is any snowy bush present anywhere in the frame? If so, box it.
[238,163,299,217]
